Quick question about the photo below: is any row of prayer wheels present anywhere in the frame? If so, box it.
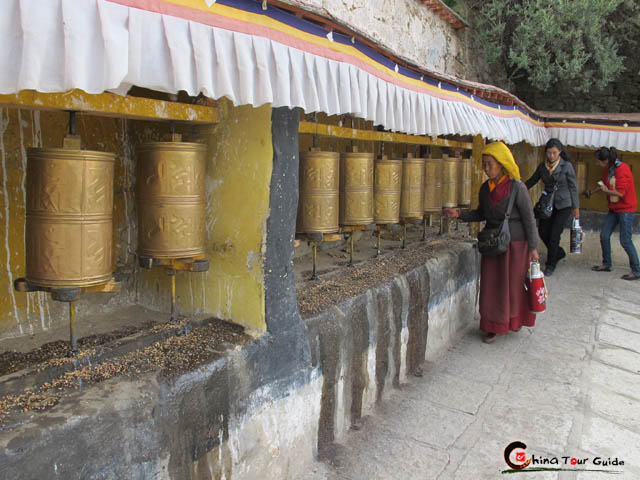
[297,148,472,234]
[24,137,207,289]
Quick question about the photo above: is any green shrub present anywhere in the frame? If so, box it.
[472,0,639,94]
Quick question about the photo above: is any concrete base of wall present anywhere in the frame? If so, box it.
[0,242,479,479]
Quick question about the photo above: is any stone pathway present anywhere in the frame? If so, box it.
[306,257,640,479]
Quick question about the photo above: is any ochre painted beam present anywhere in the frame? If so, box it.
[299,121,473,149]
[0,90,218,124]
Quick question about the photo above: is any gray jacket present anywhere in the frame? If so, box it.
[525,159,579,210]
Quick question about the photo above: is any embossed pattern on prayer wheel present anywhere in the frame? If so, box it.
[374,155,402,224]
[423,157,443,213]
[576,162,586,195]
[26,148,115,287]
[137,142,207,258]
[400,154,424,219]
[297,149,340,233]
[458,157,472,207]
[442,155,459,208]
[340,150,374,226]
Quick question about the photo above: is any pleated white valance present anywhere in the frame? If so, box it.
[1,0,637,151]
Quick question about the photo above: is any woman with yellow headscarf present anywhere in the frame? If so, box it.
[444,142,539,344]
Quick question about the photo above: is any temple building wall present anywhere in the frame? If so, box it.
[285,0,483,80]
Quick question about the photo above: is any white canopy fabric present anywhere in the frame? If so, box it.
[1,0,637,151]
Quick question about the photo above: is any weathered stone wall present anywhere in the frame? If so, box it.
[283,0,486,81]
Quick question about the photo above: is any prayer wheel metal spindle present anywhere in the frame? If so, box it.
[458,156,472,207]
[442,155,459,208]
[374,155,402,224]
[26,148,116,288]
[297,149,340,234]
[400,154,424,248]
[340,149,374,226]
[137,141,207,259]
[576,162,586,195]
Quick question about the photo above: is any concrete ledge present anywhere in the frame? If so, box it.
[304,242,478,452]
[0,242,479,479]
[0,330,318,480]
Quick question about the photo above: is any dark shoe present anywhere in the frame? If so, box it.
[621,272,640,281]
[591,265,612,272]
[482,333,498,344]
[544,265,555,276]
[557,249,566,262]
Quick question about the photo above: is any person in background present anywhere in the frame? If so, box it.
[444,142,539,344]
[525,138,580,276]
[589,147,640,280]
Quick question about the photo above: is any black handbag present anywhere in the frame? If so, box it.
[477,181,519,256]
[533,184,557,219]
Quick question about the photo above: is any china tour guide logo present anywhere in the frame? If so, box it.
[502,441,625,474]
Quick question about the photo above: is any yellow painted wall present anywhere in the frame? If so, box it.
[0,99,272,342]
[118,100,273,333]
[298,113,421,159]
[194,100,271,332]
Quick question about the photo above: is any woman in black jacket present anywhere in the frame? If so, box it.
[525,138,579,276]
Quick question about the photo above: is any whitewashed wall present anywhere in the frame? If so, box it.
[282,0,477,79]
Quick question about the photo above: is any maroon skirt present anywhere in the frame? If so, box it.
[479,240,536,334]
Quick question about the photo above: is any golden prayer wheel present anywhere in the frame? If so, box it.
[340,148,374,226]
[458,156,472,207]
[442,155,459,208]
[423,157,443,213]
[25,148,115,287]
[297,149,340,233]
[137,141,207,258]
[400,153,424,220]
[374,155,402,224]
[576,162,586,194]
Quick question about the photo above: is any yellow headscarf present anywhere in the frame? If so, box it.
[481,141,521,181]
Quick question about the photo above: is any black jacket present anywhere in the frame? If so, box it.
[525,159,579,210]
